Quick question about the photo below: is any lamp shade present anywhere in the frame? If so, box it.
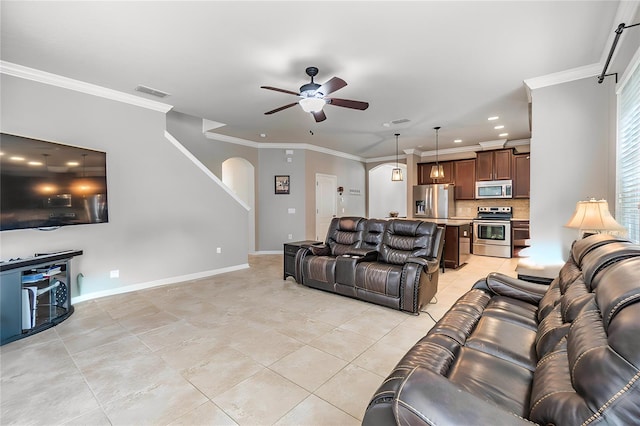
[430,164,445,179]
[299,97,326,113]
[391,167,403,181]
[565,198,627,236]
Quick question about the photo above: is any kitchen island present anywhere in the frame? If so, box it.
[420,218,473,269]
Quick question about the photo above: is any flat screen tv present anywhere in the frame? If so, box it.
[1,133,108,231]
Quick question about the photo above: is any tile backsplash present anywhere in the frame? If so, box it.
[455,198,530,219]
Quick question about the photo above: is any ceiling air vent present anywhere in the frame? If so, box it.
[391,118,410,125]
[135,85,170,98]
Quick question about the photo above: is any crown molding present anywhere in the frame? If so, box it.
[524,62,602,91]
[0,61,173,113]
[524,2,640,92]
[203,130,364,162]
[403,148,424,157]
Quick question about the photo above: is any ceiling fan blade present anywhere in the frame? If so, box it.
[260,86,300,96]
[312,110,327,122]
[265,102,298,115]
[317,77,347,96]
[326,97,369,110]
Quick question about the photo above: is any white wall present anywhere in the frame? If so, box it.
[1,74,249,299]
[368,164,407,218]
[222,157,256,252]
[529,76,615,262]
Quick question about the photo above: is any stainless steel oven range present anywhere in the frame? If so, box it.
[473,206,512,258]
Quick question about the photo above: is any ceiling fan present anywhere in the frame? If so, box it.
[261,66,369,122]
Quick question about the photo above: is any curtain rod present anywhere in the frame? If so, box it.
[598,22,640,84]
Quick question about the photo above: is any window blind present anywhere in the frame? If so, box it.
[617,57,640,243]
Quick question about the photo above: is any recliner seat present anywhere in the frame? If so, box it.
[295,217,445,314]
[363,234,640,425]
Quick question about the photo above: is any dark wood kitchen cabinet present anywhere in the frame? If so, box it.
[417,161,453,185]
[512,220,530,257]
[513,153,531,198]
[476,149,512,181]
[453,159,476,200]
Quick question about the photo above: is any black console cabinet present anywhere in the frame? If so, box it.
[283,241,320,280]
[1,250,82,345]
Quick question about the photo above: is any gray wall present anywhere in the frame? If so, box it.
[304,151,366,240]
[166,111,259,178]
[529,76,615,261]
[1,74,249,298]
[258,148,307,250]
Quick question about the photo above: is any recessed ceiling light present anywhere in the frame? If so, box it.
[9,156,25,161]
[499,133,509,137]
[488,116,499,121]
[67,161,79,167]
[454,139,462,143]
[28,161,43,166]
[494,125,504,129]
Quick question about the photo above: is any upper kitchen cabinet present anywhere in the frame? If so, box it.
[476,149,512,181]
[453,159,476,200]
[513,152,531,198]
[417,161,453,185]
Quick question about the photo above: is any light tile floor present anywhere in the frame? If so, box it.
[0,253,518,425]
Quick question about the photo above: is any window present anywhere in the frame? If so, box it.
[617,55,640,243]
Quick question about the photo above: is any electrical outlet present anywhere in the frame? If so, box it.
[110,270,119,278]
[288,234,293,240]
[216,247,222,254]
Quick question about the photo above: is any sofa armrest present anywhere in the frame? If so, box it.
[407,256,439,273]
[345,248,378,260]
[473,272,548,304]
[363,366,532,426]
[309,243,331,256]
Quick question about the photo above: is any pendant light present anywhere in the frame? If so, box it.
[391,133,403,181]
[430,126,444,179]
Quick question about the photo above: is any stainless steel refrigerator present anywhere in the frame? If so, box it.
[413,184,455,219]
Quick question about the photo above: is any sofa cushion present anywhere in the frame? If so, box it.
[326,216,365,256]
[354,262,403,297]
[380,220,438,265]
[448,347,534,417]
[361,219,386,252]
[571,233,624,266]
[580,241,640,290]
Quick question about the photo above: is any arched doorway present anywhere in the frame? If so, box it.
[368,163,407,219]
[222,157,256,253]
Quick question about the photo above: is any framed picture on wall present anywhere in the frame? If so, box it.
[275,175,290,194]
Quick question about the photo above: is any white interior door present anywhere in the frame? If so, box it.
[315,173,337,241]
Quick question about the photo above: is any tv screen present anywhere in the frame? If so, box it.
[1,133,108,231]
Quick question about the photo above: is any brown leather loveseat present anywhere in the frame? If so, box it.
[363,234,640,425]
[294,217,445,314]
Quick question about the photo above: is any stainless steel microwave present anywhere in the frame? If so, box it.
[475,180,513,199]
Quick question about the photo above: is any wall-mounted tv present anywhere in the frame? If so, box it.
[1,133,108,231]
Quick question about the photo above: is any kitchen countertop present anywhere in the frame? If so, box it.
[419,218,473,226]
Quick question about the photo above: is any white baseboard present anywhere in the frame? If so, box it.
[71,263,250,304]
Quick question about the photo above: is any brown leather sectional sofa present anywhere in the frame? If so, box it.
[363,234,640,425]
[294,217,445,314]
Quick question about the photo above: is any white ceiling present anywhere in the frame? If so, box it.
[0,1,625,159]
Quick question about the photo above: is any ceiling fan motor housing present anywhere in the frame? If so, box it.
[300,82,321,96]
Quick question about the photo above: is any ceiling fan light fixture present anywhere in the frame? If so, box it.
[299,97,326,113]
